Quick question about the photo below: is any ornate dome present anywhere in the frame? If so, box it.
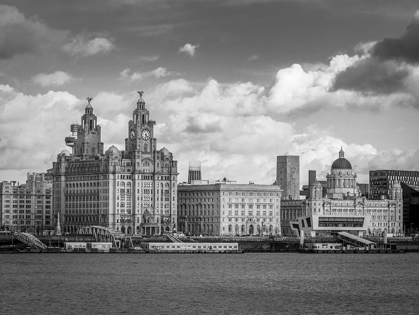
[137,97,145,105]
[160,147,169,154]
[313,180,322,187]
[107,145,120,155]
[331,148,352,170]
[331,158,352,170]
[60,149,71,156]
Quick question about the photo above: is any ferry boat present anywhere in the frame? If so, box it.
[300,242,405,253]
[141,242,242,253]
[302,243,343,253]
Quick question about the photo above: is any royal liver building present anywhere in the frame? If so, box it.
[52,93,178,235]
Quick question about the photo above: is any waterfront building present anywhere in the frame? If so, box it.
[0,173,53,233]
[370,170,419,200]
[177,182,282,236]
[291,149,403,237]
[51,94,178,236]
[277,155,300,200]
[280,199,306,236]
[401,183,419,234]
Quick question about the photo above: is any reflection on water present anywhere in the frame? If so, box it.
[1,253,418,315]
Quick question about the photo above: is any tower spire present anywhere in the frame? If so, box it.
[339,147,344,158]
[56,211,62,236]
[137,90,146,109]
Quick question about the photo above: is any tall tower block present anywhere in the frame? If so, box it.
[308,170,316,198]
[188,161,202,184]
[276,155,300,200]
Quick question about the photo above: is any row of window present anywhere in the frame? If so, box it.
[4,220,51,225]
[226,204,275,210]
[1,195,51,199]
[66,203,100,208]
[223,192,279,196]
[66,209,100,215]
[225,198,278,203]
[178,191,279,197]
[226,217,276,222]
[3,215,50,219]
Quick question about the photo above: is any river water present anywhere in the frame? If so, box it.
[1,253,418,315]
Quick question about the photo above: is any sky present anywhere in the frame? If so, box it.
[1,0,419,187]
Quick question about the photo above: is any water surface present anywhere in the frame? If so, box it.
[1,253,418,314]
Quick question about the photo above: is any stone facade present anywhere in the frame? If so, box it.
[177,183,282,236]
[52,95,178,236]
[276,155,300,200]
[291,149,403,237]
[0,173,53,233]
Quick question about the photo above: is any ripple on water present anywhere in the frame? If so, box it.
[1,253,419,315]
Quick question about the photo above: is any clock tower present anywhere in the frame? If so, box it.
[126,91,156,154]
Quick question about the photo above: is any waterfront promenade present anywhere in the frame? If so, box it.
[1,233,418,253]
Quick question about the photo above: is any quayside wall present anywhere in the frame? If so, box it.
[2,235,419,252]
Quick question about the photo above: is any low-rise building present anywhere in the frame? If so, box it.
[177,182,282,236]
[0,173,53,233]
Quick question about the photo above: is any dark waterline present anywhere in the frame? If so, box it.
[1,253,419,315]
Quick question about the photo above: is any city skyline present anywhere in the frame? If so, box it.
[1,1,419,186]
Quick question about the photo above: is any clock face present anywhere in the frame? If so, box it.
[141,129,151,140]
[129,129,136,140]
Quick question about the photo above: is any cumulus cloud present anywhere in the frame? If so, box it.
[120,68,143,81]
[248,55,258,61]
[0,5,67,59]
[0,86,139,181]
[260,53,416,114]
[178,43,199,57]
[120,67,173,81]
[147,77,419,185]
[63,32,114,57]
[0,85,81,178]
[1,76,418,185]
[332,11,419,106]
[32,71,73,87]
